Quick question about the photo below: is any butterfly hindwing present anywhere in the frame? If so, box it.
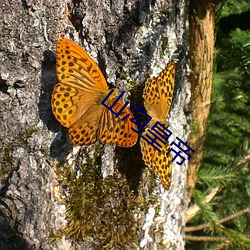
[69,121,99,146]
[140,131,172,190]
[99,99,138,147]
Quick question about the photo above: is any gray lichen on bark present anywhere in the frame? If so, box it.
[0,0,189,249]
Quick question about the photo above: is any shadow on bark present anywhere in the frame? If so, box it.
[39,50,73,161]
[116,84,147,191]
[0,210,32,250]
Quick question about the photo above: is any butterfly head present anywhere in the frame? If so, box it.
[110,88,119,98]
[100,88,119,103]
[147,115,169,129]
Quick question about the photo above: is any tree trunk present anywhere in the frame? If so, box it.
[187,0,220,203]
[0,1,189,249]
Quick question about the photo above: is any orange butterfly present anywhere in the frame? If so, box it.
[52,38,138,147]
[140,60,175,189]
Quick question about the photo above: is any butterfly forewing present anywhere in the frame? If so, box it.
[56,38,108,91]
[52,82,105,128]
[52,83,79,127]
[143,60,175,121]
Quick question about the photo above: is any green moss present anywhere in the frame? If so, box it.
[189,120,201,139]
[25,126,38,138]
[119,72,139,91]
[161,35,169,57]
[50,147,157,248]
[0,144,13,178]
[159,1,170,17]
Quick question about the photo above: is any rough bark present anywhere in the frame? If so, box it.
[0,0,189,249]
[187,0,220,203]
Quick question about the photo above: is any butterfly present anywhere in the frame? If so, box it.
[51,38,138,147]
[140,60,175,189]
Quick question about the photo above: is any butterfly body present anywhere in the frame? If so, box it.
[52,38,138,147]
[140,60,175,190]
